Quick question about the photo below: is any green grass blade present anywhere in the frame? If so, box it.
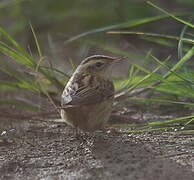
[40,65,70,78]
[0,80,40,91]
[29,23,43,58]
[0,58,24,79]
[142,36,190,52]
[107,31,194,44]
[147,1,194,28]
[0,27,35,61]
[0,41,36,67]
[0,80,20,90]
[0,58,41,91]
[178,19,190,59]
[64,14,184,44]
[0,28,65,92]
[148,115,194,127]
[150,54,193,84]
[129,97,194,107]
[0,100,43,112]
[125,56,171,92]
[175,130,194,135]
[164,46,194,79]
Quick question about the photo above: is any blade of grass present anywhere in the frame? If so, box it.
[29,24,65,91]
[129,97,194,107]
[164,46,194,79]
[114,55,172,101]
[68,57,76,71]
[108,31,190,52]
[64,13,185,44]
[0,41,36,67]
[0,27,35,61]
[107,31,194,44]
[119,116,194,134]
[0,80,40,91]
[0,59,41,92]
[178,19,191,59]
[0,100,43,112]
[0,58,26,80]
[126,55,171,92]
[150,54,193,84]
[156,84,194,98]
[148,115,194,127]
[142,36,190,52]
[39,65,70,78]
[29,23,43,59]
[175,130,194,134]
[147,1,194,28]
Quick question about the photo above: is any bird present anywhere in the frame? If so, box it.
[61,55,122,132]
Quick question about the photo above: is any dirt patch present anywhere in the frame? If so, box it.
[0,118,194,180]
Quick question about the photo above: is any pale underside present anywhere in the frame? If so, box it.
[61,99,113,132]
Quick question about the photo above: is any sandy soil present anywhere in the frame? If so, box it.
[0,116,194,180]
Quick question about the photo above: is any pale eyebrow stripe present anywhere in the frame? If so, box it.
[81,55,115,65]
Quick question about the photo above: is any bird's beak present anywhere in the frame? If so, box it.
[111,56,127,63]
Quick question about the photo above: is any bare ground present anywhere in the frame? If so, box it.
[0,115,194,180]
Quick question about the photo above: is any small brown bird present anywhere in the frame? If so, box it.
[61,55,120,132]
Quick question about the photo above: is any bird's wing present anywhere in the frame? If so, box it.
[61,74,114,107]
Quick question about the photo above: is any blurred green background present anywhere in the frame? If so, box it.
[0,0,194,113]
[1,0,193,63]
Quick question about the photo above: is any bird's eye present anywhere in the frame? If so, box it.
[95,62,104,68]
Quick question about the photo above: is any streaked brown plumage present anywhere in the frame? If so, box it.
[61,55,118,132]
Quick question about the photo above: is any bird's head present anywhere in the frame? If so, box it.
[76,55,123,79]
